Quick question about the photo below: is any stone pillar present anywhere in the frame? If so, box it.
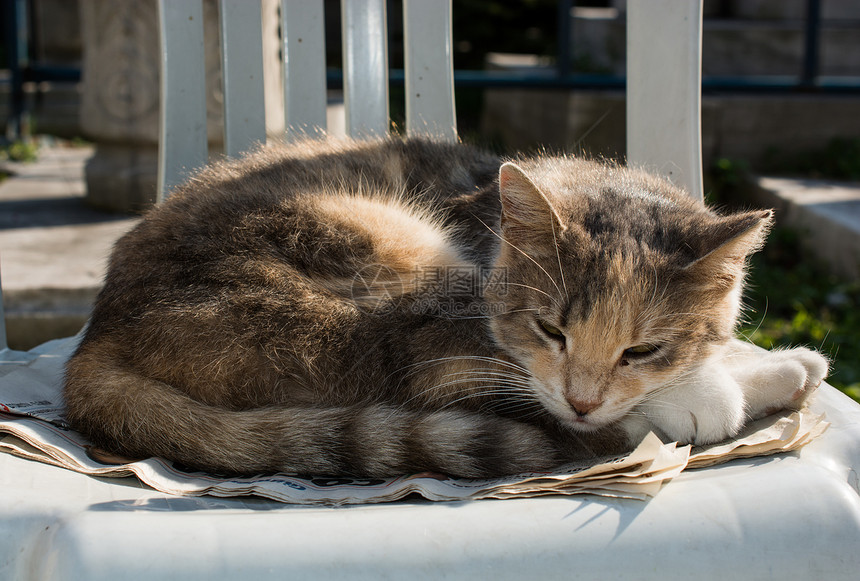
[79,0,225,213]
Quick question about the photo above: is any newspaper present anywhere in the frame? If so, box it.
[0,336,828,505]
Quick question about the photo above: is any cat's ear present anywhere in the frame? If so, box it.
[683,209,773,278]
[499,162,566,247]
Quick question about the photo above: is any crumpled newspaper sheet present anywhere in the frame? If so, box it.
[0,337,829,505]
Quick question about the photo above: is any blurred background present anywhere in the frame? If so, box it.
[1,0,859,400]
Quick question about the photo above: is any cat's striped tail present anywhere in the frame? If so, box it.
[64,350,561,478]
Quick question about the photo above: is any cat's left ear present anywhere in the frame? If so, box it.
[499,162,566,247]
[683,209,773,277]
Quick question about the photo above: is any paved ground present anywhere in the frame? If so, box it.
[752,177,860,280]
[0,143,139,348]
[1,141,859,350]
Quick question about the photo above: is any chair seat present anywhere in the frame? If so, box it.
[2,2,858,578]
[2,341,858,580]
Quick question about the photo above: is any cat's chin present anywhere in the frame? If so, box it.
[555,413,608,433]
[566,418,602,433]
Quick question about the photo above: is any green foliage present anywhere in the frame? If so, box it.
[761,137,860,181]
[710,157,749,190]
[1,140,39,163]
[739,226,860,403]
[707,146,860,403]
[69,136,93,148]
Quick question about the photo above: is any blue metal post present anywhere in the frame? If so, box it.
[3,0,29,138]
[801,0,821,88]
[557,0,573,77]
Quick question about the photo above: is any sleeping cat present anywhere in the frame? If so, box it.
[63,137,828,478]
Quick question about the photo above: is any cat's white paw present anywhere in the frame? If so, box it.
[619,414,651,446]
[634,366,746,446]
[630,346,829,448]
[728,346,829,420]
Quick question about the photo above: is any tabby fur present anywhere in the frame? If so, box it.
[64,138,827,477]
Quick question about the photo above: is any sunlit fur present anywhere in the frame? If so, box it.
[63,137,828,478]
[487,158,760,430]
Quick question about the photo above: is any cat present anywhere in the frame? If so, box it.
[63,137,829,478]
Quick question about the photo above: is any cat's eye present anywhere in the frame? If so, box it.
[538,320,566,344]
[622,344,661,359]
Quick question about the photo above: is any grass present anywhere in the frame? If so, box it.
[0,139,39,163]
[739,228,860,403]
[761,137,860,181]
[0,139,40,184]
[709,146,860,404]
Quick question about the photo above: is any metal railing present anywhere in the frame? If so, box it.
[3,0,859,142]
[2,0,81,139]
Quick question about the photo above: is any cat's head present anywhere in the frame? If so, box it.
[485,158,772,431]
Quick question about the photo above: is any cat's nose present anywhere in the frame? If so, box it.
[568,398,601,417]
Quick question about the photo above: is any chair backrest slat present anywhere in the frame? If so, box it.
[281,0,327,138]
[219,0,267,157]
[341,0,389,139]
[0,269,7,351]
[156,0,209,201]
[403,0,457,141]
[626,0,704,200]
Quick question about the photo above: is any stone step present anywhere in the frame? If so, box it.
[571,6,860,77]
[0,143,140,349]
[749,176,860,280]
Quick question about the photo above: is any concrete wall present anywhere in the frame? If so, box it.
[484,0,860,169]
[482,87,860,173]
[573,1,860,77]
[78,0,223,212]
[76,0,286,213]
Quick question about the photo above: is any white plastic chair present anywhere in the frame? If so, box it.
[156,0,699,201]
[1,1,859,579]
[157,0,457,200]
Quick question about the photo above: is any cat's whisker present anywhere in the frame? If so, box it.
[434,388,538,413]
[484,396,544,410]
[439,366,528,377]
[392,356,476,379]
[474,216,565,305]
[571,107,613,153]
[504,283,558,305]
[415,355,532,377]
[634,368,705,404]
[550,210,568,298]
[485,307,542,319]
[429,313,495,321]
[646,263,661,313]
[431,377,528,391]
[384,364,537,414]
[489,407,547,423]
[433,371,534,388]
[414,387,503,409]
[396,354,527,374]
[436,373,533,388]
[640,325,687,331]
[634,399,689,413]
[639,311,714,324]
[745,298,769,340]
